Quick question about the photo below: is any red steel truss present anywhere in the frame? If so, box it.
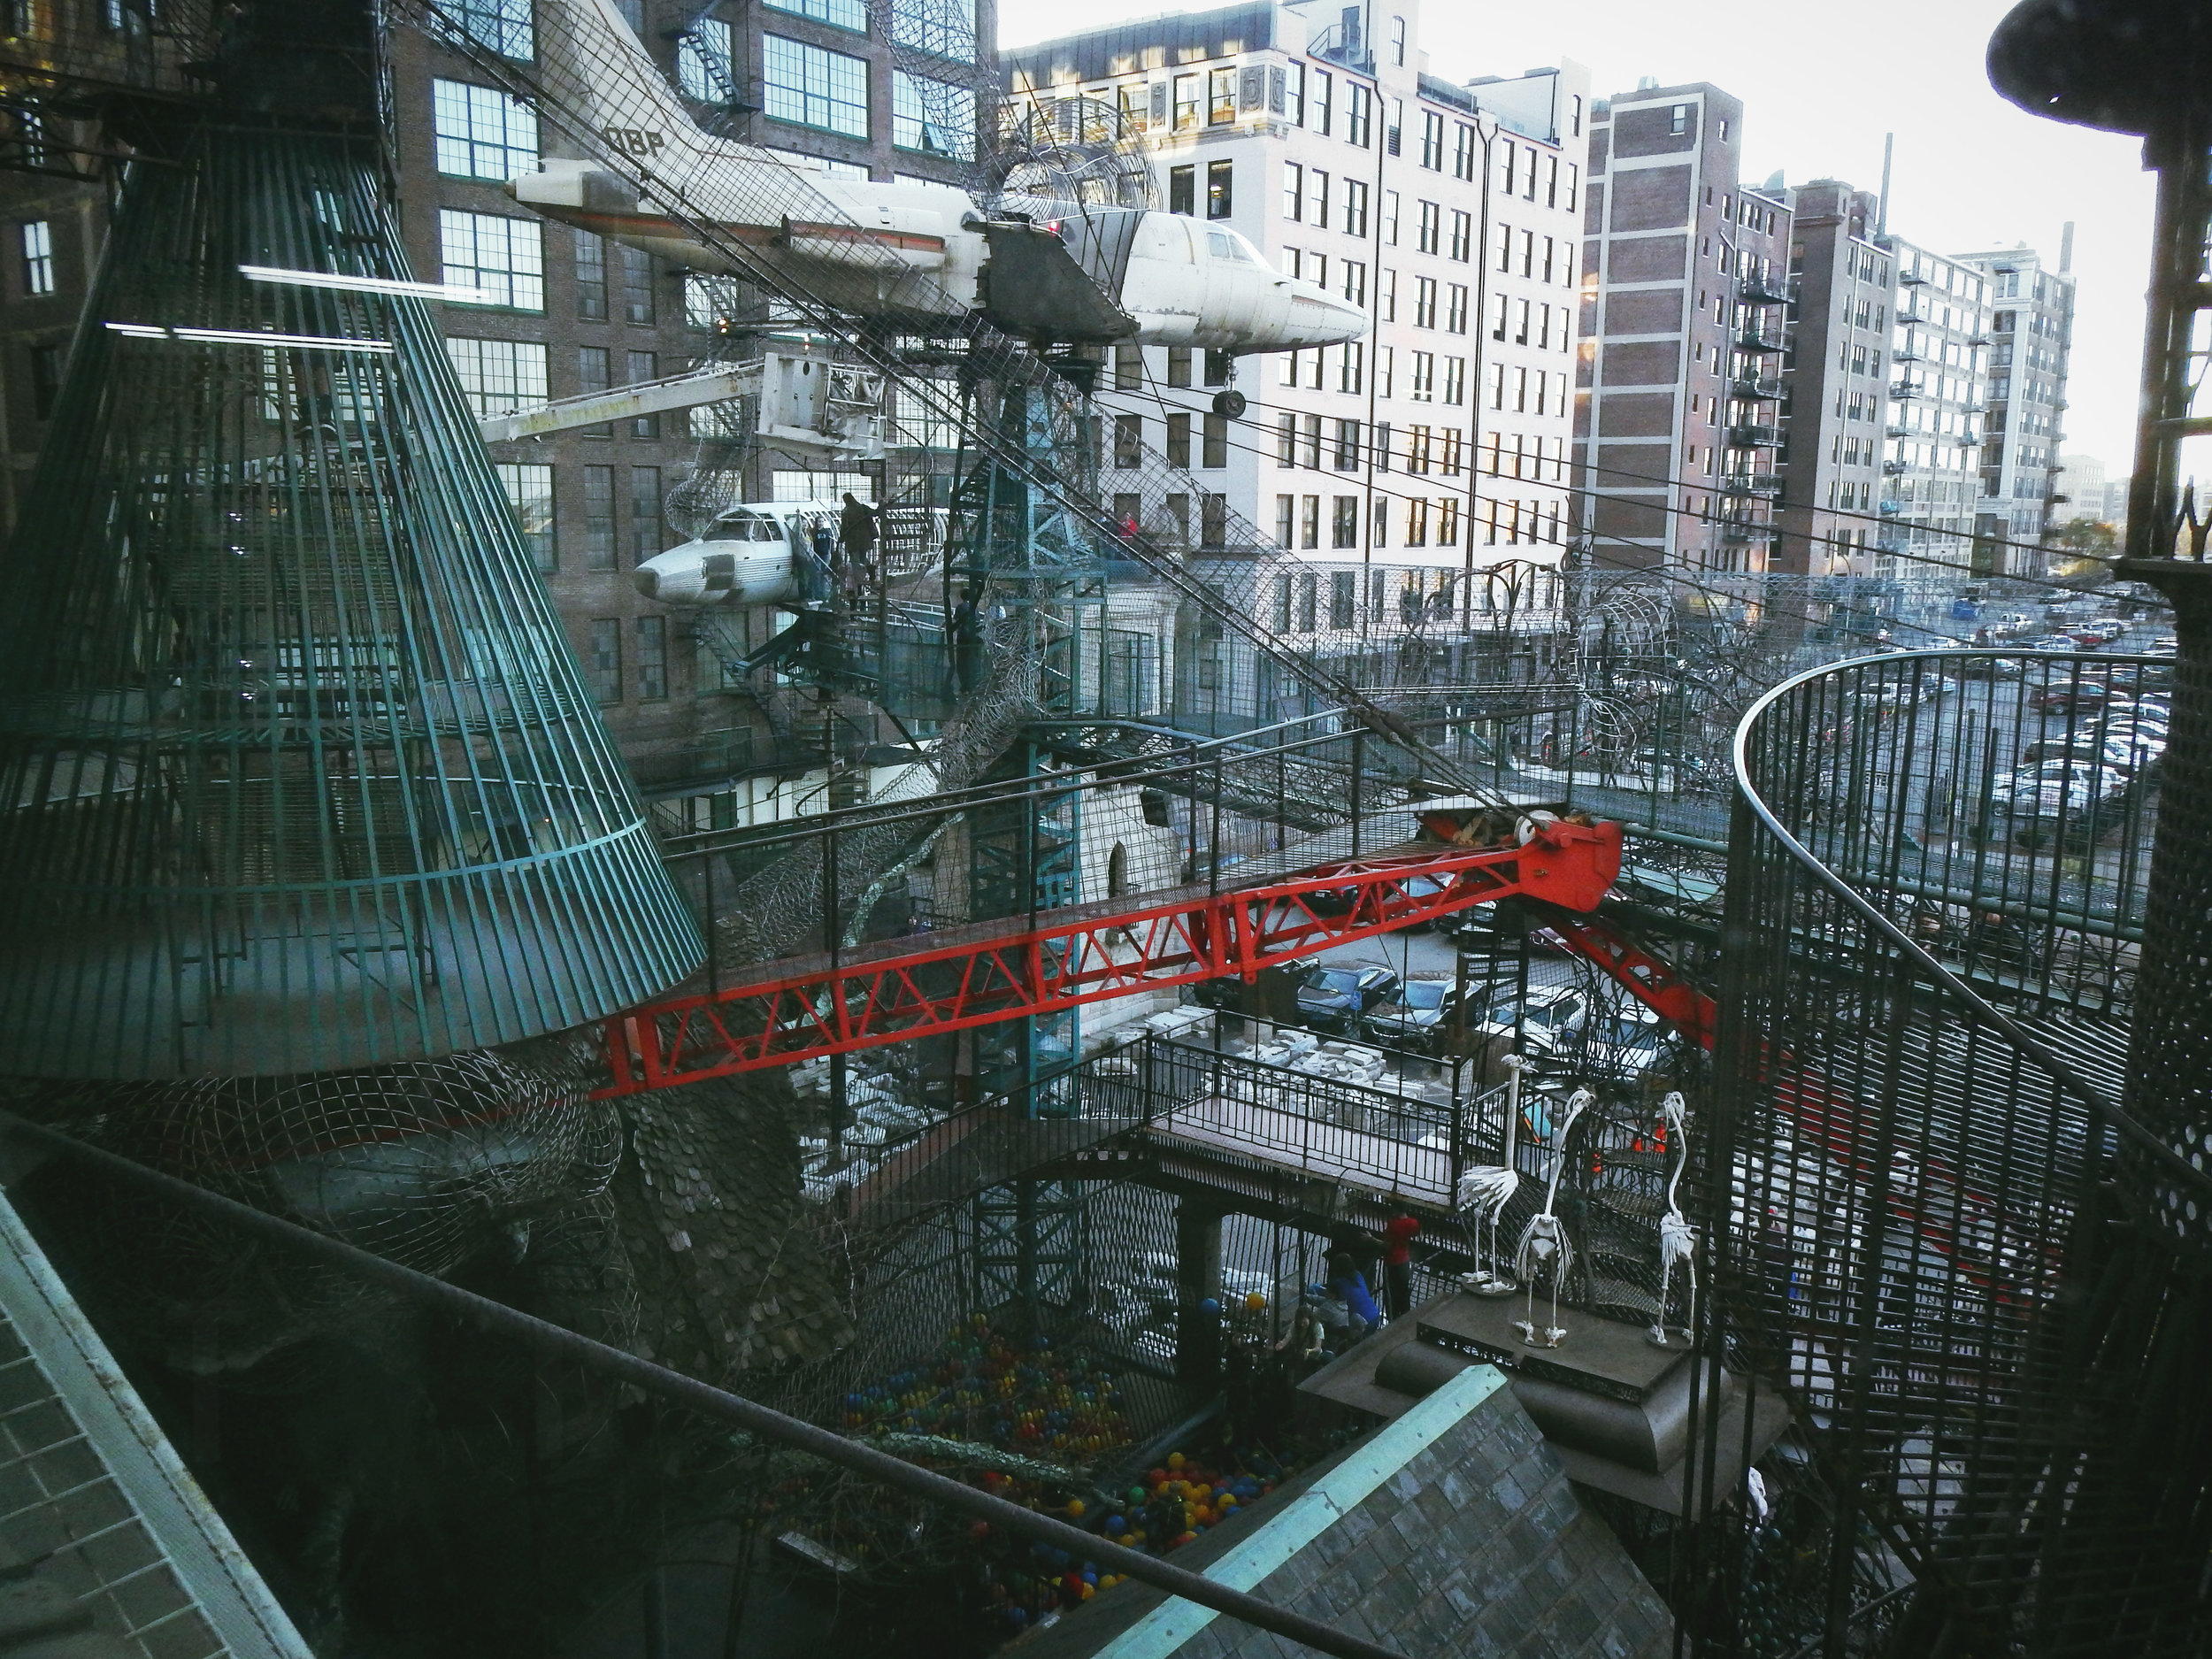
[597,819,1623,1097]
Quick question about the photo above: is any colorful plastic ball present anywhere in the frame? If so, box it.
[1066,1499,1086,1518]
[1167,1453,1186,1471]
[1245,1291,1267,1311]
[1106,1515,1125,1533]
[970,1521,992,1540]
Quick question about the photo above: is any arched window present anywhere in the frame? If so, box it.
[1390,17,1406,65]
[1107,842,1129,898]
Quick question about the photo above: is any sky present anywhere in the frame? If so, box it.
[997,0,2155,483]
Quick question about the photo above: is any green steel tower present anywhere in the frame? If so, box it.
[0,95,701,1079]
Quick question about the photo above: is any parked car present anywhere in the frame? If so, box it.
[2033,680,2114,713]
[2029,635,2082,653]
[1363,976,1469,1053]
[1988,764,2133,846]
[2020,733,2161,778]
[2089,617,2129,641]
[1294,961,1402,1034]
[1464,984,1592,1060]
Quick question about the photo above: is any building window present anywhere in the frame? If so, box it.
[1200,494,1227,549]
[1340,177,1368,237]
[1166,346,1192,388]
[893,71,976,157]
[1173,73,1201,132]
[1449,211,1471,263]
[446,337,548,419]
[1166,411,1191,467]
[1204,349,1232,387]
[1332,496,1359,549]
[1416,200,1440,255]
[583,465,617,569]
[27,342,61,418]
[678,18,734,103]
[1202,413,1228,468]
[588,618,622,704]
[635,616,669,701]
[1277,412,1296,465]
[632,466,664,562]
[1305,167,1331,228]
[496,462,557,573]
[1413,276,1436,328]
[889,0,976,61]
[1114,344,1141,391]
[1209,66,1236,125]
[626,349,660,437]
[449,0,533,58]
[619,244,656,325]
[1454,122,1476,180]
[440,210,544,311]
[577,344,613,437]
[1333,418,1359,470]
[1282,162,1302,221]
[1114,414,1142,468]
[433,80,539,180]
[1312,69,1332,135]
[767,0,870,32]
[574,230,609,321]
[1420,110,1444,170]
[1346,83,1371,148]
[1206,159,1233,219]
[1169,165,1195,216]
[1445,282,1468,333]
[18,219,51,295]
[1337,342,1363,395]
[1340,261,1366,307]
[1409,349,1434,402]
[762,35,870,137]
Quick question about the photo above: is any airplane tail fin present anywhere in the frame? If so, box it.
[532,0,717,172]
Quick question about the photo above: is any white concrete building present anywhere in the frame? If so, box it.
[2051,451,2107,524]
[1954,240,2077,574]
[1005,2,1590,626]
[1878,235,1992,590]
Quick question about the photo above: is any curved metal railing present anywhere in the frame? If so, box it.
[1705,648,2212,1655]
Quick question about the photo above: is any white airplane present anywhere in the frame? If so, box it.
[513,0,1369,353]
[629,500,839,608]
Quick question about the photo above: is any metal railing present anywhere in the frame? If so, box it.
[1698,647,2190,1655]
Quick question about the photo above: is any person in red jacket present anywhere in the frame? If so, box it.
[1380,1214,1420,1317]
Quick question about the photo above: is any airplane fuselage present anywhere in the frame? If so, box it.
[513,161,1367,352]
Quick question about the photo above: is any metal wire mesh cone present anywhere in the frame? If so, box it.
[0,121,702,1079]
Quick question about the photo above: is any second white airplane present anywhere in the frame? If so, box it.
[511,0,1369,355]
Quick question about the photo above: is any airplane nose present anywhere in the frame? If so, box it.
[630,568,660,599]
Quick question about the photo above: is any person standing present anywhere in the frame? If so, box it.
[1380,1214,1420,1318]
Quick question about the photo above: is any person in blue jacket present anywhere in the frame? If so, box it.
[1325,1248,1384,1340]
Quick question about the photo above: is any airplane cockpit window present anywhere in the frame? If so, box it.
[1226,230,1267,266]
[704,510,784,542]
[1206,230,1255,262]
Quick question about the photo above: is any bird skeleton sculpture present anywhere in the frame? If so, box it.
[1454,1054,1526,1295]
[1650,1091,1697,1347]
[1514,1087,1593,1348]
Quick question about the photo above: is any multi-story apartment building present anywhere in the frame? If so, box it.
[1955,238,2076,575]
[2050,451,2106,524]
[1772,180,1892,587]
[1877,236,1992,591]
[0,0,987,827]
[1005,2,1590,634]
[1575,81,1793,588]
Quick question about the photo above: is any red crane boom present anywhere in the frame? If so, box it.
[598,818,1622,1097]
